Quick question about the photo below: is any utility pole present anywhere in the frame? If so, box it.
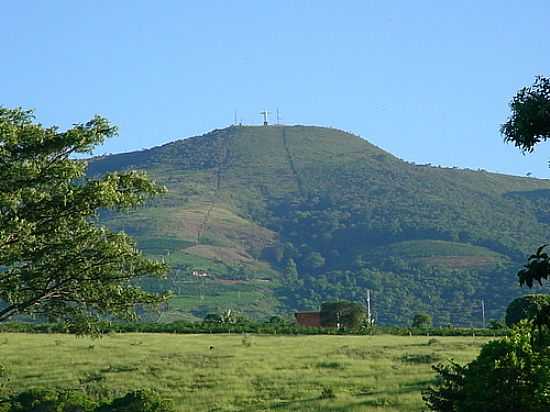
[234,110,238,125]
[276,108,280,125]
[365,289,373,325]
[481,298,486,328]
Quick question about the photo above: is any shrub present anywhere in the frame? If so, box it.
[97,390,173,412]
[2,389,174,412]
[6,389,97,412]
[241,334,252,347]
[423,324,550,412]
[319,386,336,399]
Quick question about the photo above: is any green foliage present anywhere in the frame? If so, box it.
[502,77,550,292]
[88,124,550,324]
[319,386,336,399]
[424,325,550,412]
[97,390,173,412]
[0,107,167,334]
[320,301,365,328]
[505,294,550,327]
[203,313,222,323]
[412,313,432,329]
[5,389,97,412]
[1,389,173,412]
[518,244,550,288]
[501,75,550,152]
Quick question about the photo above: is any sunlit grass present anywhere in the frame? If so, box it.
[0,333,489,411]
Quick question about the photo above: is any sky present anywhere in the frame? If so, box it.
[2,1,550,177]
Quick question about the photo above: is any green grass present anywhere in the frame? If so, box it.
[0,333,490,411]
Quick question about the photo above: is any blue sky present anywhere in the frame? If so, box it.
[2,1,549,176]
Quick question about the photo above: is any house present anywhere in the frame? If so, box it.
[294,311,321,327]
[192,269,209,277]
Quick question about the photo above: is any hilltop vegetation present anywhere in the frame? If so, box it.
[88,125,550,325]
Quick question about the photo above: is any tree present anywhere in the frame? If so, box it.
[0,108,167,334]
[411,312,432,329]
[283,258,299,283]
[320,301,365,328]
[501,75,550,153]
[424,324,550,412]
[505,294,550,327]
[501,76,550,289]
[424,77,550,411]
[303,252,325,271]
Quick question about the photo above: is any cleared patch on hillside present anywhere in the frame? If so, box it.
[367,239,506,269]
[106,205,276,257]
[185,245,254,264]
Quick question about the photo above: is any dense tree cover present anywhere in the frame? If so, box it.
[87,124,550,324]
[0,108,167,333]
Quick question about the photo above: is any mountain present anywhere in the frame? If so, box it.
[88,125,550,325]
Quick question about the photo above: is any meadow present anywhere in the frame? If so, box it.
[0,333,491,411]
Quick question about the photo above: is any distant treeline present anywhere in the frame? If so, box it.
[0,321,508,337]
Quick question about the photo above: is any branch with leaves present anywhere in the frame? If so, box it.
[0,107,168,334]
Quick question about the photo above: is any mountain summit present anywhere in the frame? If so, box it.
[89,125,550,325]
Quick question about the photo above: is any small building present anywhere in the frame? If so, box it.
[192,270,209,278]
[294,311,321,328]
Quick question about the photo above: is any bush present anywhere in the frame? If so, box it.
[505,294,550,327]
[6,389,97,412]
[1,389,173,412]
[319,386,336,399]
[423,324,550,412]
[97,390,173,412]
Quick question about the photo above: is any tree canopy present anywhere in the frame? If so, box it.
[0,107,167,334]
[502,76,550,290]
[501,75,550,153]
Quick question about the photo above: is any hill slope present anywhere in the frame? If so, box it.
[89,125,550,325]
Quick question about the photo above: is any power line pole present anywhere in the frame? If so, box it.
[481,298,485,328]
[365,289,373,325]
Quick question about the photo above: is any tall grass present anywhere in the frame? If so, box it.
[0,333,488,411]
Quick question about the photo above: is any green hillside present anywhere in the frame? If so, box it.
[88,125,550,325]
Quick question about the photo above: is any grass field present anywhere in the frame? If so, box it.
[0,333,490,411]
